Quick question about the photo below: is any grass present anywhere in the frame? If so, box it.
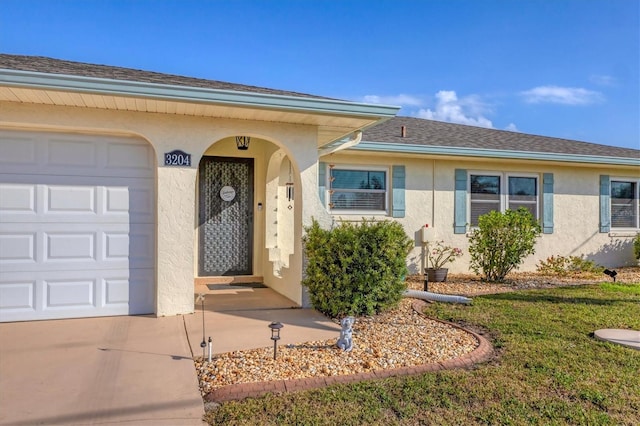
[204,283,640,425]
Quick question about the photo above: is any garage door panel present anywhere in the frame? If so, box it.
[0,178,153,224]
[0,183,36,213]
[0,130,154,178]
[0,133,38,167]
[104,278,129,305]
[127,268,155,314]
[48,137,98,168]
[1,223,155,272]
[45,232,96,262]
[0,281,36,312]
[128,225,154,268]
[105,141,154,173]
[46,278,96,308]
[0,268,152,321]
[0,233,36,263]
[46,185,96,214]
[0,130,155,322]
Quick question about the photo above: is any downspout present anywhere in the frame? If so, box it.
[432,159,436,228]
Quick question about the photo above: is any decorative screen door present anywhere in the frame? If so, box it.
[198,156,254,276]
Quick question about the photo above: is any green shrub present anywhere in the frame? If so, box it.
[468,207,541,282]
[634,233,640,261]
[302,218,412,318]
[537,255,604,277]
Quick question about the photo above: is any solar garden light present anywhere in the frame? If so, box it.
[603,269,618,282]
[268,321,284,360]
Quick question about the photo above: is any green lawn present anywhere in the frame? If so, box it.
[205,283,640,425]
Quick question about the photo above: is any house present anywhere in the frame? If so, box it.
[0,54,638,323]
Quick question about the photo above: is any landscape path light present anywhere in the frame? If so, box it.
[268,321,283,360]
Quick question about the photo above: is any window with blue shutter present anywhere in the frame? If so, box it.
[392,165,405,218]
[454,169,467,233]
[318,162,327,207]
[542,173,554,234]
[600,175,610,232]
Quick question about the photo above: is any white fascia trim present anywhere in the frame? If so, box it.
[0,69,400,118]
[351,141,640,167]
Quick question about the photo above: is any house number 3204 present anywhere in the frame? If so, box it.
[164,150,191,167]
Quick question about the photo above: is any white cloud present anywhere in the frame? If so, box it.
[589,74,616,86]
[415,90,493,128]
[362,94,423,107]
[520,85,603,105]
[504,123,519,132]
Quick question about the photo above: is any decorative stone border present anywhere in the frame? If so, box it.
[205,299,494,403]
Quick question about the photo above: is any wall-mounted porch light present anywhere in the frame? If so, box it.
[235,136,250,150]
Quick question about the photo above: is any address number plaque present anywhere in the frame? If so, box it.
[164,150,191,167]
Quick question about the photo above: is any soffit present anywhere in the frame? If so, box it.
[0,85,386,147]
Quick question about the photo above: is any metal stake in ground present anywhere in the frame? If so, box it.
[196,293,206,359]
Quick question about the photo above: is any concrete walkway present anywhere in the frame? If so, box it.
[0,287,340,425]
[186,286,341,356]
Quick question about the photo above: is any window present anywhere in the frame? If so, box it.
[469,172,539,226]
[329,166,388,213]
[508,176,538,218]
[611,180,639,228]
[470,174,500,226]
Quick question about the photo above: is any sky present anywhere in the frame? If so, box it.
[1,0,639,150]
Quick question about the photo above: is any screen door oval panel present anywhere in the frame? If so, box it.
[198,157,253,276]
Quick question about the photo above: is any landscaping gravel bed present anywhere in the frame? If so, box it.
[195,298,477,396]
[195,267,640,397]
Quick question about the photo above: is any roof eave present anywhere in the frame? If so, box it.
[0,69,400,118]
[351,141,640,167]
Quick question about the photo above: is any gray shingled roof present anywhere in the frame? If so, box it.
[0,54,330,100]
[2,54,638,160]
[362,116,640,159]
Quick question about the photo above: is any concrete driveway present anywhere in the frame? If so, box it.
[0,287,340,425]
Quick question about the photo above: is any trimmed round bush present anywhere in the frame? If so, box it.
[302,219,412,318]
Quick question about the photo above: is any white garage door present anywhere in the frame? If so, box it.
[0,130,155,322]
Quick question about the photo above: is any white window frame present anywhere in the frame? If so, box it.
[468,171,540,226]
[327,165,389,216]
[610,177,640,229]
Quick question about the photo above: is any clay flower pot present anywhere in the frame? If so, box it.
[426,268,448,282]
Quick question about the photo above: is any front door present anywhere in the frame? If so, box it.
[198,156,254,276]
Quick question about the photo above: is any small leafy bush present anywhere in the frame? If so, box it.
[537,255,604,277]
[468,207,541,282]
[634,233,640,261]
[302,218,412,318]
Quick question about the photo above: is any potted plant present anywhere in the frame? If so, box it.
[634,233,640,266]
[426,240,463,282]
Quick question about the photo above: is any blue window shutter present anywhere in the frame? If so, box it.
[318,162,327,207]
[542,173,554,234]
[392,165,405,218]
[454,169,467,234]
[600,175,610,233]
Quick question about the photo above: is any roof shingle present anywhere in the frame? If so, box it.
[0,54,330,100]
[362,116,640,159]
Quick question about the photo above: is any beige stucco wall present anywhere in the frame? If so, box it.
[1,101,327,315]
[323,151,639,275]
